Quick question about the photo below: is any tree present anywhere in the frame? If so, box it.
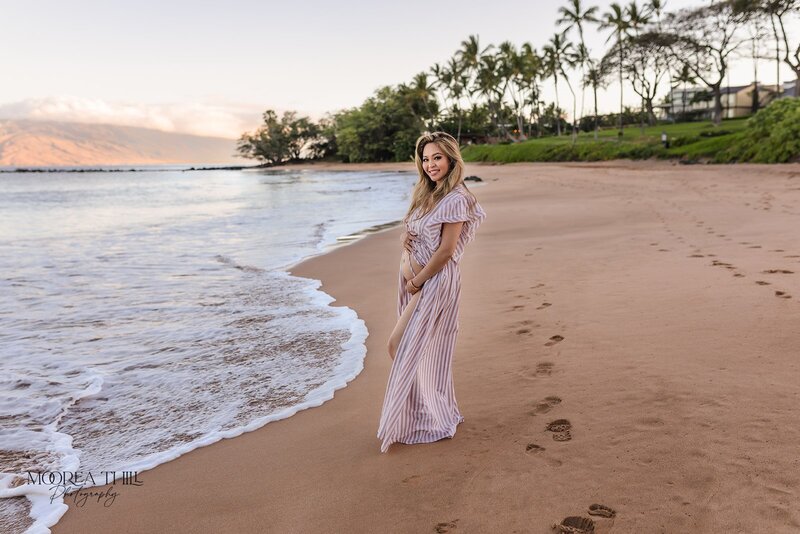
[599,3,631,135]
[755,0,800,96]
[431,58,469,143]
[583,58,611,138]
[543,32,577,137]
[474,53,507,138]
[457,34,495,109]
[666,2,751,125]
[648,0,676,121]
[521,43,546,138]
[625,1,653,132]
[398,72,440,130]
[604,31,674,126]
[237,110,319,164]
[333,85,427,162]
[557,0,600,136]
[673,64,698,119]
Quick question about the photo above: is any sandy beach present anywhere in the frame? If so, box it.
[53,160,800,533]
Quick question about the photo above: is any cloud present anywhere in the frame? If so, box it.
[0,96,266,139]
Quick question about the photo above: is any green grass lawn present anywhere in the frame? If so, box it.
[461,118,751,163]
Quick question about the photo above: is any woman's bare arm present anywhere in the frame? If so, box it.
[410,222,464,287]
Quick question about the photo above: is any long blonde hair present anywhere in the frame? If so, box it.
[404,131,478,222]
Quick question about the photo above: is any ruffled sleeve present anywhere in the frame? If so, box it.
[430,189,487,246]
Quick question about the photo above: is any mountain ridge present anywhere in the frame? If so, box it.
[0,119,243,166]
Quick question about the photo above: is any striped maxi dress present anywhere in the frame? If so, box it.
[377,183,486,453]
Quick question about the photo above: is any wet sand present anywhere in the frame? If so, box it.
[54,160,800,533]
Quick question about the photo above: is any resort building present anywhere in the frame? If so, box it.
[659,79,797,120]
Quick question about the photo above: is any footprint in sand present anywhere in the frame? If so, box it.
[526,443,546,453]
[545,335,564,347]
[531,396,562,415]
[771,249,785,252]
[553,516,595,534]
[688,254,704,258]
[775,291,792,299]
[785,255,800,259]
[733,273,745,277]
[546,419,572,441]
[536,362,554,376]
[755,280,771,285]
[434,519,459,533]
[516,328,532,335]
[658,248,669,252]
[749,245,762,249]
[537,302,552,310]
[762,269,794,274]
[588,504,616,518]
[509,304,525,311]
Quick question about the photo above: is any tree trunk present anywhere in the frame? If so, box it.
[795,69,800,97]
[646,98,656,126]
[640,94,646,135]
[553,75,561,137]
[618,38,624,136]
[682,87,687,120]
[770,14,781,90]
[564,77,577,144]
[593,84,599,141]
[712,86,723,126]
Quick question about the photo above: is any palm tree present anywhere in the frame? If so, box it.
[496,41,519,139]
[474,54,504,138]
[599,3,630,136]
[431,59,469,142]
[557,0,599,137]
[673,64,696,120]
[583,59,608,139]
[543,32,576,137]
[520,42,544,137]
[497,41,531,140]
[405,72,438,129]
[447,57,469,142]
[457,34,494,109]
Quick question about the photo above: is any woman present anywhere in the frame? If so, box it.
[377,131,486,453]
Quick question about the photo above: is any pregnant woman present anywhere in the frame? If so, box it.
[377,131,486,453]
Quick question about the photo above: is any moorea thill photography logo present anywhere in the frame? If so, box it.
[27,471,143,507]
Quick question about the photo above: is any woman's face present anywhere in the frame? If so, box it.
[421,142,451,182]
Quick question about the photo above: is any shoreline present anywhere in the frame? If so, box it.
[5,163,419,534]
[53,161,800,533]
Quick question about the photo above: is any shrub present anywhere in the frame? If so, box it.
[716,98,800,163]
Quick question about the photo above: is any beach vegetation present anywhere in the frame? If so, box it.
[241,0,799,165]
[236,110,319,164]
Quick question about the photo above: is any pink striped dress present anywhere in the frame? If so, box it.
[377,183,486,453]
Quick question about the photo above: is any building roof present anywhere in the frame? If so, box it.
[783,79,797,98]
[720,84,750,95]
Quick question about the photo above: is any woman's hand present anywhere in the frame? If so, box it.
[401,230,417,253]
[406,279,422,295]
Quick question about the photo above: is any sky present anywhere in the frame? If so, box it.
[1,0,798,138]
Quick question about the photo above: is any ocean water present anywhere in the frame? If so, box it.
[0,166,417,533]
